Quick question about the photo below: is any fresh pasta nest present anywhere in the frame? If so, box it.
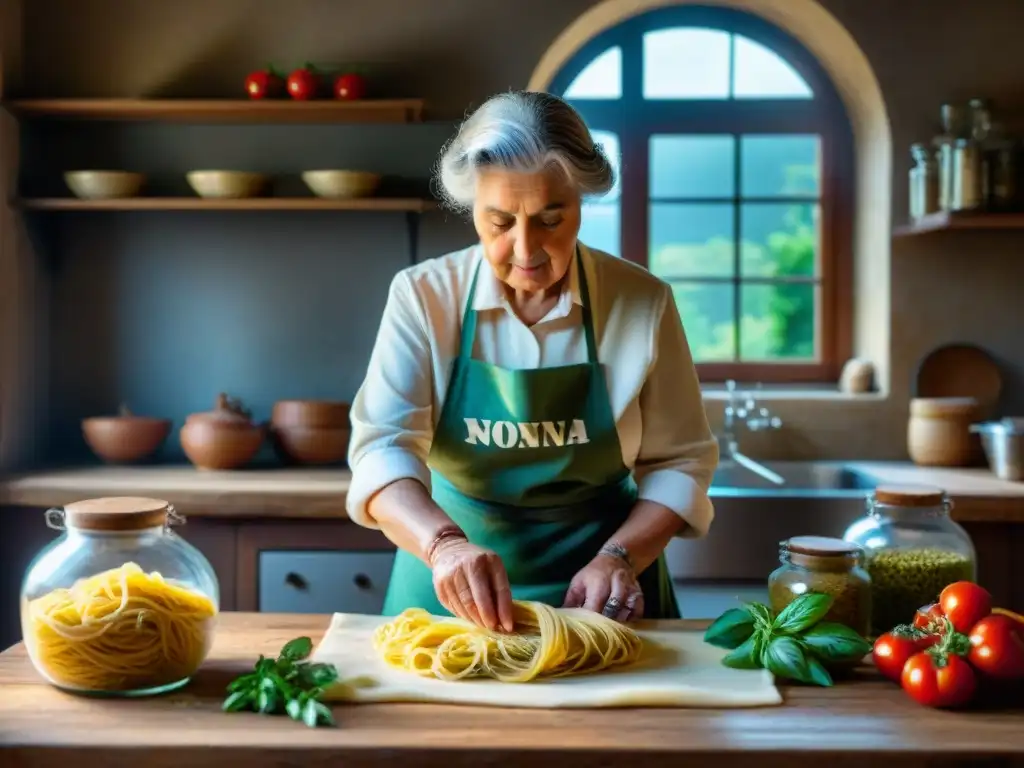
[372,600,643,683]
[23,561,217,692]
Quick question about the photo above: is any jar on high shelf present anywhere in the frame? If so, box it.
[842,485,976,637]
[768,536,872,638]
[20,497,220,696]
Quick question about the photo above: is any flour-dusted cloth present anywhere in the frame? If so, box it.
[346,243,718,535]
[313,612,782,709]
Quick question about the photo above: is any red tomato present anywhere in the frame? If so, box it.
[334,72,367,100]
[967,614,1024,680]
[244,68,285,99]
[287,67,320,100]
[913,602,945,633]
[939,582,992,634]
[873,631,938,682]
[901,651,976,708]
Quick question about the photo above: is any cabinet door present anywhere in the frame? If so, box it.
[258,550,395,615]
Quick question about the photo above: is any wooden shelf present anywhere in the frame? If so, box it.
[3,98,425,124]
[894,210,1024,236]
[13,197,437,212]
[0,465,352,518]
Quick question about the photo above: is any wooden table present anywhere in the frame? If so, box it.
[2,614,1023,767]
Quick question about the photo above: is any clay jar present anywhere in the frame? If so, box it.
[81,404,171,463]
[180,393,264,470]
[907,397,982,467]
[270,399,350,465]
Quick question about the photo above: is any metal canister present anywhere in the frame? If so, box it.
[950,139,983,210]
[909,143,940,219]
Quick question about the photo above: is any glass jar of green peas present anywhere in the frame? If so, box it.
[843,485,976,637]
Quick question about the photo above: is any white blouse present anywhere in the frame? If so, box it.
[346,244,719,539]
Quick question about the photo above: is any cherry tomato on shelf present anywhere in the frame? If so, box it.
[287,66,320,100]
[244,67,285,99]
[334,72,367,100]
[873,630,938,682]
[901,651,976,709]
[939,581,992,634]
[968,614,1024,681]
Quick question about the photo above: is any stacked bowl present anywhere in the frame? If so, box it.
[270,400,350,465]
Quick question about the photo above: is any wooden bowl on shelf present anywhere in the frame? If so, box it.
[186,170,269,199]
[301,170,381,199]
[271,399,350,429]
[81,405,171,463]
[271,425,350,465]
[64,171,145,200]
[180,393,264,470]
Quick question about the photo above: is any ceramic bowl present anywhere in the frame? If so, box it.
[301,170,381,199]
[64,171,145,200]
[81,412,171,463]
[271,425,350,465]
[186,170,269,199]
[271,399,350,429]
[180,393,264,470]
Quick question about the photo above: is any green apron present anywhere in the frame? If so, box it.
[382,248,681,620]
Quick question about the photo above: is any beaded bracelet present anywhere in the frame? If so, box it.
[425,525,468,565]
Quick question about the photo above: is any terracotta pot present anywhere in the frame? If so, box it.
[81,405,171,463]
[180,393,264,470]
[907,397,983,467]
[271,425,350,465]
[271,399,349,429]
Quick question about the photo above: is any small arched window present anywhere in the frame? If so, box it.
[550,6,853,383]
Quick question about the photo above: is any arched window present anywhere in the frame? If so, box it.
[550,6,853,383]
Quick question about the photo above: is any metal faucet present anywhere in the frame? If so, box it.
[720,380,785,485]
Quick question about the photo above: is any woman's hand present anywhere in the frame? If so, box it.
[430,538,516,633]
[563,553,644,622]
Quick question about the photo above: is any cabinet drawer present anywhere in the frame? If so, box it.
[258,550,395,615]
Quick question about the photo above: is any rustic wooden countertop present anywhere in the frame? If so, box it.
[0,462,1022,521]
[0,612,1021,768]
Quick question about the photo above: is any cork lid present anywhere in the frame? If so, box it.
[64,497,171,531]
[785,536,861,557]
[873,484,946,507]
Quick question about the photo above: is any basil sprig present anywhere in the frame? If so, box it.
[704,593,871,686]
[223,636,339,727]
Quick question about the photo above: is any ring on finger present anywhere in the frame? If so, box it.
[602,596,622,618]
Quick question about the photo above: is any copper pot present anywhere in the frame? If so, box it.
[271,399,349,429]
[82,404,171,463]
[180,393,264,470]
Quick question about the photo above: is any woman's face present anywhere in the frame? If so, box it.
[472,167,581,295]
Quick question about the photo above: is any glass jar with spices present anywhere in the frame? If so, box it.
[20,497,220,696]
[909,143,940,220]
[768,536,872,638]
[843,485,975,637]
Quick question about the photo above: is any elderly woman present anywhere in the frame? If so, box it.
[346,90,718,632]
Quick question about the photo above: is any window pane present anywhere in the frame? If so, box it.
[733,36,812,99]
[741,135,820,197]
[564,46,622,100]
[740,203,819,277]
[650,203,735,278]
[740,283,816,360]
[579,203,620,257]
[591,129,621,201]
[650,135,734,199]
[643,28,730,99]
[671,282,736,361]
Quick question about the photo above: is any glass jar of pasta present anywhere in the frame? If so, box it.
[842,485,976,637]
[20,497,220,696]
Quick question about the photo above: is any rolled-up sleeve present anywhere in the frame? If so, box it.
[633,284,719,538]
[346,270,435,528]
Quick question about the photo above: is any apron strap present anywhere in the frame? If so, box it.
[458,246,599,364]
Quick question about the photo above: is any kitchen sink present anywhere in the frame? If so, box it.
[666,461,878,581]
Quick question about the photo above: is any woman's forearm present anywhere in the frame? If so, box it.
[601,500,687,574]
[366,479,461,564]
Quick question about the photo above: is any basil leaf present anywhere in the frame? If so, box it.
[773,593,833,635]
[223,690,251,712]
[280,637,313,662]
[315,702,336,726]
[745,602,773,631]
[762,636,810,682]
[704,607,756,649]
[804,656,834,687]
[286,698,303,720]
[303,698,321,728]
[801,622,872,661]
[721,634,761,669]
[227,674,256,693]
[301,662,340,687]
